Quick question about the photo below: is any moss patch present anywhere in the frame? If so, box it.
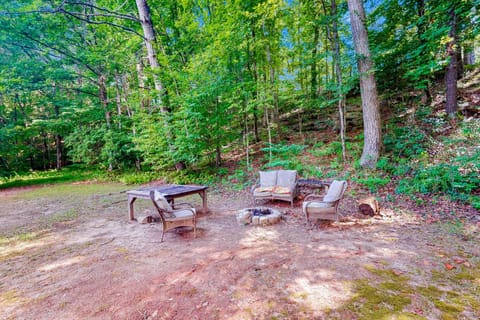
[329,264,480,320]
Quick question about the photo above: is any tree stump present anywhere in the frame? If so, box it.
[358,197,380,216]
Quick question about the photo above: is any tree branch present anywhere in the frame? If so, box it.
[0,1,145,39]
[58,8,146,40]
[19,31,100,77]
[64,1,140,22]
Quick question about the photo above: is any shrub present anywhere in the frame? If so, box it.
[396,162,480,204]
[354,174,391,192]
[262,143,306,170]
[383,126,426,158]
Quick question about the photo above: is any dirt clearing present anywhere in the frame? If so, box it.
[1,182,479,319]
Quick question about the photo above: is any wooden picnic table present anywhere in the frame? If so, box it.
[127,184,208,221]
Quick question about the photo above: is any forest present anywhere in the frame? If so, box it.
[1,0,479,208]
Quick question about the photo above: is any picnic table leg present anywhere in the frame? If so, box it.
[128,195,136,221]
[200,190,208,212]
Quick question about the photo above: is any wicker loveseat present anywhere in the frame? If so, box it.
[252,170,298,207]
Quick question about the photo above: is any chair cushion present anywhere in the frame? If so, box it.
[253,190,272,197]
[273,186,291,194]
[276,170,297,188]
[259,171,277,187]
[324,180,346,202]
[170,208,195,220]
[153,191,173,212]
[306,201,334,209]
[255,186,275,193]
[303,200,335,215]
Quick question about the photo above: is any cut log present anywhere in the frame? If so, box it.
[358,197,380,216]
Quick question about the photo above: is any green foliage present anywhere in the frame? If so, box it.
[301,165,324,179]
[164,169,219,186]
[308,141,339,157]
[398,118,479,206]
[353,172,391,193]
[116,172,159,185]
[383,126,426,159]
[222,167,252,191]
[370,0,477,93]
[396,162,480,199]
[383,117,480,208]
[262,143,306,171]
[65,125,138,170]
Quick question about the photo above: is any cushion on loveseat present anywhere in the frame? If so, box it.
[273,186,291,194]
[259,171,277,187]
[276,170,297,188]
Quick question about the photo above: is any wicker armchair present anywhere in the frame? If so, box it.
[149,190,196,242]
[303,180,347,224]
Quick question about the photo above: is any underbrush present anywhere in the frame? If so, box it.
[387,117,480,209]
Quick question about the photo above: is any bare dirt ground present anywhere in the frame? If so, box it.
[1,182,479,320]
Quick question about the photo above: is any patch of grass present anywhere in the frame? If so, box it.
[0,231,42,246]
[345,279,414,319]
[19,183,128,200]
[330,264,480,319]
[41,209,78,226]
[0,230,50,262]
[0,166,105,190]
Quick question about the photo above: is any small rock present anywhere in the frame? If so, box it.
[138,215,153,224]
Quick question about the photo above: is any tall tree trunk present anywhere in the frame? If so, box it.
[136,57,150,109]
[249,25,260,142]
[456,45,464,79]
[99,74,111,128]
[52,83,63,170]
[135,0,167,113]
[114,71,123,129]
[445,6,458,118]
[55,134,62,170]
[99,74,113,171]
[215,96,222,167]
[347,0,382,168]
[42,132,50,170]
[264,30,280,141]
[331,0,347,163]
[54,103,63,170]
[311,25,319,99]
[416,0,431,104]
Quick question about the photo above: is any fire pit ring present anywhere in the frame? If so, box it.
[236,207,282,226]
